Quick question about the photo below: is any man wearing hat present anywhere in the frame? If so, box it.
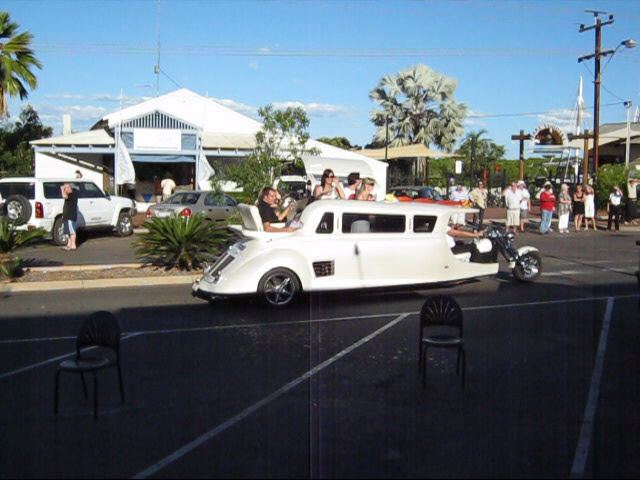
[517,180,531,233]
[502,181,522,234]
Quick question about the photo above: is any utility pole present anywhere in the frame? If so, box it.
[568,130,593,185]
[511,130,531,180]
[470,136,476,187]
[578,10,615,176]
[625,100,632,168]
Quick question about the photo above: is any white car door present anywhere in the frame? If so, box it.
[74,182,112,226]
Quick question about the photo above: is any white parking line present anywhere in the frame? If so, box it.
[570,297,615,478]
[132,313,411,479]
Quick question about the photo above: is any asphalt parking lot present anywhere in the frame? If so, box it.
[2,229,639,478]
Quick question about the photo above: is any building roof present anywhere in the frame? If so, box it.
[358,143,450,160]
[31,128,114,146]
[101,88,262,135]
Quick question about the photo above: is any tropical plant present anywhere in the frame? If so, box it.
[369,64,467,152]
[0,217,46,254]
[0,11,42,118]
[223,105,319,200]
[134,214,229,270]
[0,254,21,279]
[456,130,506,183]
[316,136,355,150]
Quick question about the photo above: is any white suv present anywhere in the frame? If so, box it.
[0,177,135,245]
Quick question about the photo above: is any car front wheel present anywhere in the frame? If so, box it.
[513,251,542,282]
[258,268,301,307]
[115,211,133,236]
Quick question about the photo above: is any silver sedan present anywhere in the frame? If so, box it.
[146,191,237,224]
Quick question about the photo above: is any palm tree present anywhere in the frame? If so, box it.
[0,11,41,118]
[369,64,467,152]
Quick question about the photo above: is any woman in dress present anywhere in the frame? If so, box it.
[355,178,376,201]
[557,184,572,233]
[313,169,345,200]
[572,184,585,231]
[584,184,597,231]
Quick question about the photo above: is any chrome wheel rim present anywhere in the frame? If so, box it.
[119,215,132,233]
[263,274,295,306]
[521,256,540,279]
[6,201,22,221]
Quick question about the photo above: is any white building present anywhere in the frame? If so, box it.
[31,88,387,203]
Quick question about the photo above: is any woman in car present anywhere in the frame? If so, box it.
[354,177,376,201]
[313,169,346,200]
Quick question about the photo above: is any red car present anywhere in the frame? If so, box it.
[389,186,463,206]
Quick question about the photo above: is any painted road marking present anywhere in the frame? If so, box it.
[570,297,615,478]
[132,313,411,479]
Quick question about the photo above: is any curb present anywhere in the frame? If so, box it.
[1,274,200,293]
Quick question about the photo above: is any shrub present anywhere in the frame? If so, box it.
[0,218,46,254]
[595,164,627,210]
[134,214,229,270]
[0,255,22,280]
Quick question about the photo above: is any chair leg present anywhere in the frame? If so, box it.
[117,364,125,403]
[54,370,62,415]
[93,373,98,419]
[461,348,466,388]
[79,372,88,399]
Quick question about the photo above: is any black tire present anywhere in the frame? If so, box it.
[5,195,31,225]
[258,268,301,307]
[513,251,542,282]
[115,211,133,237]
[52,217,68,246]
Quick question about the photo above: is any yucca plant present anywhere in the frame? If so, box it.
[0,217,46,279]
[134,214,230,270]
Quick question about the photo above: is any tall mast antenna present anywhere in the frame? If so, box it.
[154,0,161,96]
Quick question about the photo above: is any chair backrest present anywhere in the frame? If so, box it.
[419,295,463,336]
[76,311,121,356]
[350,219,371,233]
[237,203,263,231]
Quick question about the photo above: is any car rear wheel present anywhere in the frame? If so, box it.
[115,211,133,236]
[5,195,31,225]
[258,268,301,307]
[52,217,68,246]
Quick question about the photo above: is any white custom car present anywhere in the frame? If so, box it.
[192,200,498,307]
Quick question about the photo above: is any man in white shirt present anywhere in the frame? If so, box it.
[517,180,531,233]
[450,184,469,227]
[503,181,522,234]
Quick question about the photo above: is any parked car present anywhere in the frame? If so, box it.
[146,190,237,223]
[0,177,135,245]
[389,186,462,206]
[192,200,498,307]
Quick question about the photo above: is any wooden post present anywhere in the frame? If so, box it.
[511,130,531,180]
[568,130,593,185]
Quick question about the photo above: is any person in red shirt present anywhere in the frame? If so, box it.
[539,182,556,234]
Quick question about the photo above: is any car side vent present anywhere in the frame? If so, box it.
[313,260,334,277]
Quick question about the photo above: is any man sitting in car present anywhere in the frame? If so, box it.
[257,187,298,232]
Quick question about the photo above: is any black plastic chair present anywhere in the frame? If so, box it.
[418,295,465,388]
[54,311,125,418]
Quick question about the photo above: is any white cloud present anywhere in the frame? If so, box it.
[211,97,259,118]
[248,62,259,69]
[44,93,85,100]
[271,101,352,117]
[537,108,591,133]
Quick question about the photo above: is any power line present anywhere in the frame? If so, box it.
[467,102,624,119]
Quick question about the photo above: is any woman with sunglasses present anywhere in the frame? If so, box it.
[355,178,376,201]
[313,169,346,200]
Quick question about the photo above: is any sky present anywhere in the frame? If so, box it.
[3,0,640,159]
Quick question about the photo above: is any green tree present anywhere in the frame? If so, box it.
[456,130,506,183]
[223,105,318,200]
[0,104,52,176]
[369,64,467,152]
[0,11,42,118]
[595,164,627,210]
[316,136,355,150]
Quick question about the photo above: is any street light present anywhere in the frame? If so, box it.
[578,29,636,176]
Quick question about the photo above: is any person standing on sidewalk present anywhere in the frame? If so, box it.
[584,184,597,231]
[572,184,586,231]
[469,180,488,229]
[502,182,521,234]
[607,185,624,232]
[626,178,639,224]
[517,180,531,233]
[539,182,556,234]
[557,183,572,233]
[61,183,78,251]
[450,184,469,227]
